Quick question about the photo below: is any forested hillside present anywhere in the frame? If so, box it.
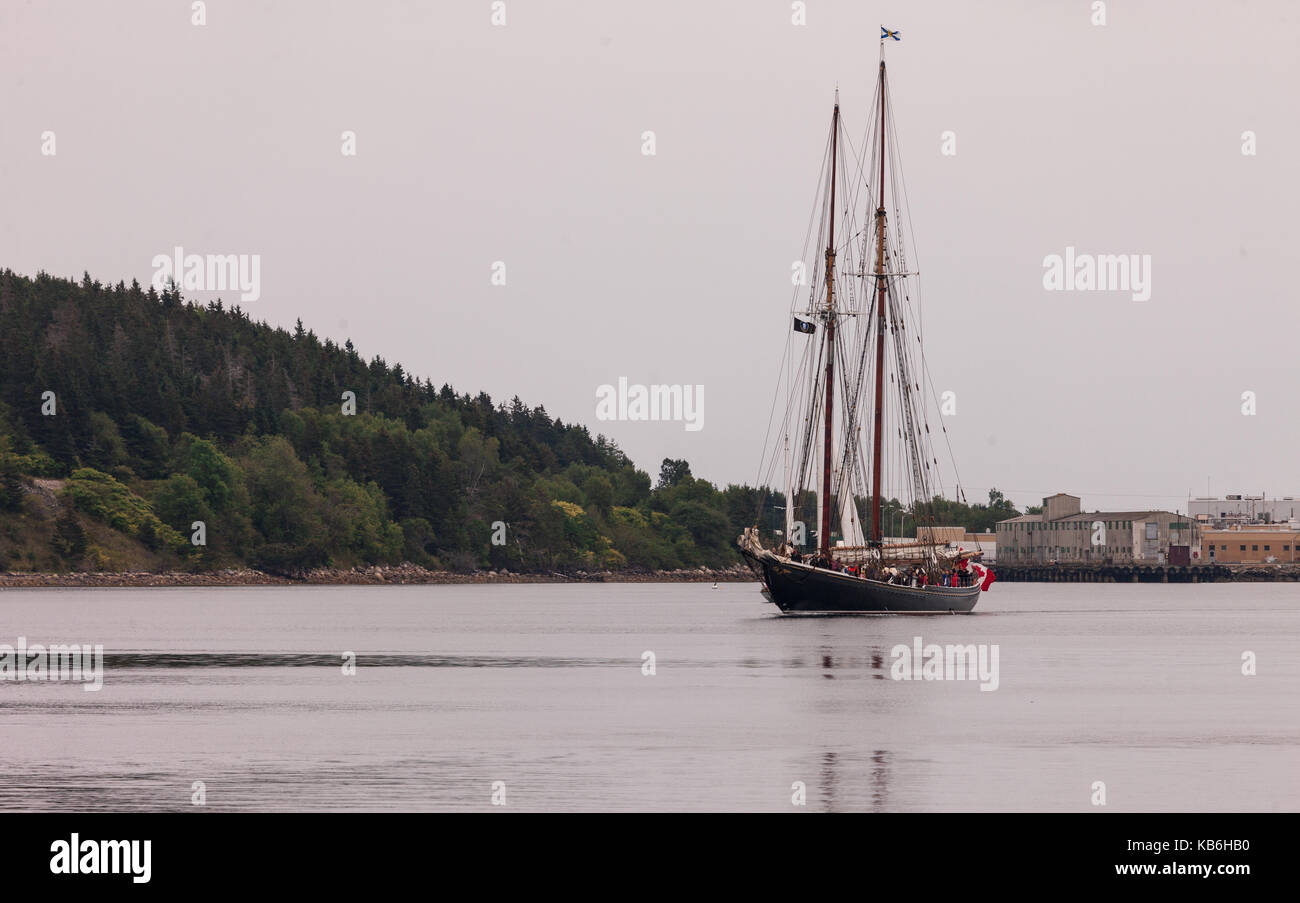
[0,269,782,574]
[0,269,1015,576]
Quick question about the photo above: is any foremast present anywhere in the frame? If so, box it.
[817,98,839,561]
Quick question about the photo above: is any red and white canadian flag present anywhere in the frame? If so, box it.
[958,556,997,591]
[970,561,996,591]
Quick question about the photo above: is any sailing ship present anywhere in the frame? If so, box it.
[738,36,993,613]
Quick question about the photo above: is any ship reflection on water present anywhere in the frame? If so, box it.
[811,646,893,811]
[812,646,889,679]
[819,750,892,813]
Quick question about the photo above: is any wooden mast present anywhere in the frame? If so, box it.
[870,59,888,546]
[818,99,839,561]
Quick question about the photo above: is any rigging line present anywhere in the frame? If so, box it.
[800,116,835,319]
[835,281,872,509]
[794,328,827,526]
[883,92,942,508]
[894,291,935,509]
[792,119,835,312]
[785,340,816,493]
[752,319,795,514]
[763,335,818,528]
[839,119,875,261]
[884,82,924,351]
[785,149,826,314]
[754,322,808,526]
[876,70,965,513]
[830,332,861,527]
[757,114,839,526]
[917,321,965,502]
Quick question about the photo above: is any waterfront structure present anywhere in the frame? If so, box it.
[1190,495,1300,527]
[996,493,1199,565]
[1201,526,1300,563]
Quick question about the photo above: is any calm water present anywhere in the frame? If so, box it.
[1,582,1296,812]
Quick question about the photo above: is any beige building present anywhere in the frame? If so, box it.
[1202,527,1299,563]
[996,493,1200,565]
[919,527,997,562]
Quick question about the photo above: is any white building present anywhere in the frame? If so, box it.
[1190,495,1300,527]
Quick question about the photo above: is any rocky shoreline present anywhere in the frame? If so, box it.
[1224,564,1300,581]
[2,561,1295,588]
[0,563,759,588]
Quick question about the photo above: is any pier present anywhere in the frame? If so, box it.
[994,563,1234,583]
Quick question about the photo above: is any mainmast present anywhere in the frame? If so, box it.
[818,99,839,560]
[869,59,888,546]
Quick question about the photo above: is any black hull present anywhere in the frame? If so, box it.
[760,554,979,613]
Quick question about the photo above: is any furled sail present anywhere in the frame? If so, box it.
[834,425,866,548]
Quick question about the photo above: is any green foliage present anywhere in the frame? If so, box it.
[14,449,61,477]
[52,509,88,559]
[669,500,730,549]
[243,437,327,548]
[137,516,161,551]
[321,477,403,564]
[62,468,184,549]
[581,474,614,517]
[657,458,691,490]
[87,411,128,470]
[610,506,647,529]
[398,516,437,566]
[122,414,171,478]
[177,434,239,512]
[552,499,598,551]
[0,441,24,511]
[151,474,213,533]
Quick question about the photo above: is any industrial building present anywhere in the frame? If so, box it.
[1189,495,1300,527]
[996,493,1199,565]
[1201,526,1299,563]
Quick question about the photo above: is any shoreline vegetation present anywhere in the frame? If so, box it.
[0,563,758,587]
[2,562,1298,588]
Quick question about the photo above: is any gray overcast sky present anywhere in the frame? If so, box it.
[2,1,1297,513]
